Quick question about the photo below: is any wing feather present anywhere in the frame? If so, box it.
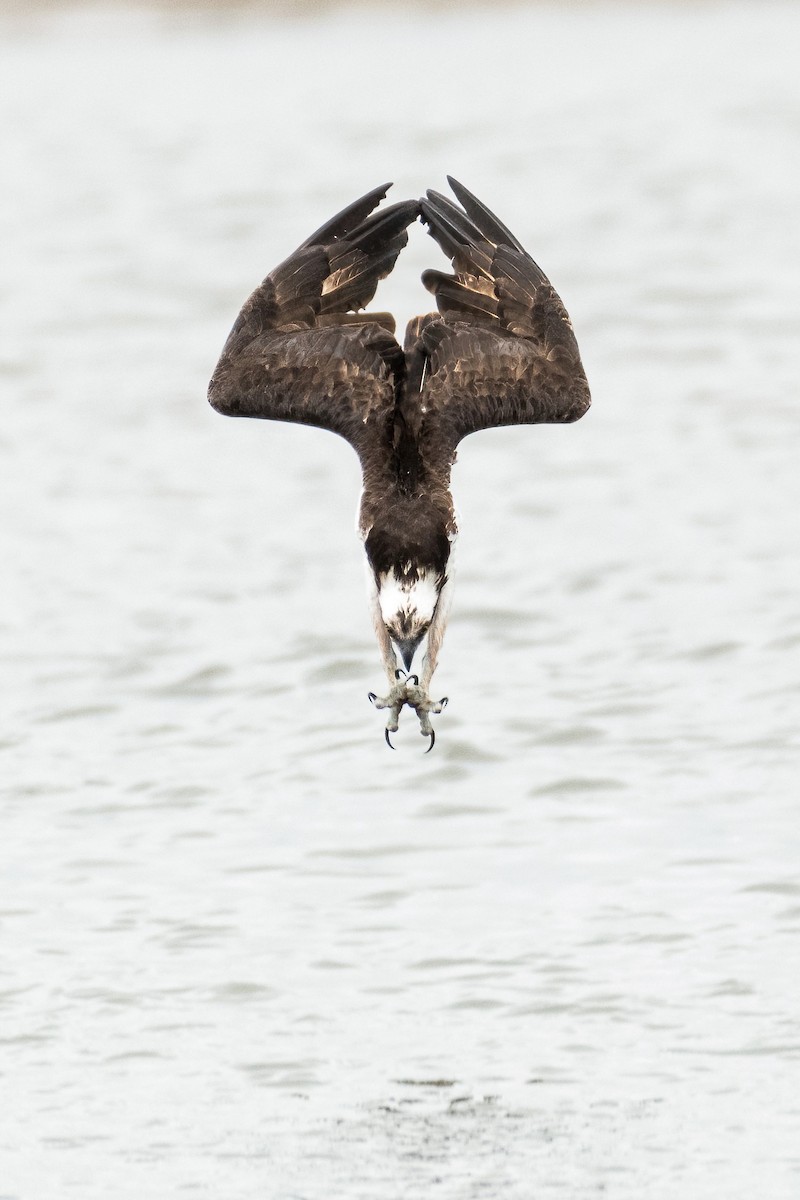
[446,174,527,255]
[208,186,419,465]
[414,179,590,462]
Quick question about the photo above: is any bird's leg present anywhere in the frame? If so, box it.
[365,601,410,744]
[418,568,452,693]
[364,564,451,749]
[414,576,452,703]
[393,578,452,748]
[385,590,451,748]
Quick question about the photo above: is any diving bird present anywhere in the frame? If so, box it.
[208,178,590,749]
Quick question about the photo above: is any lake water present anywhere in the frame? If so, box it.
[2,2,800,1196]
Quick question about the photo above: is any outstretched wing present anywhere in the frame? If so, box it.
[208,184,420,465]
[411,177,590,463]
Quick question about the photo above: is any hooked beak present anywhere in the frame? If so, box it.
[393,632,425,672]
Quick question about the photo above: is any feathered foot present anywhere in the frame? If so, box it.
[368,670,448,751]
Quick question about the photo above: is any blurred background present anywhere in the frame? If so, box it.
[2,2,799,1197]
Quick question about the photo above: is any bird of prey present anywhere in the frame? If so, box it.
[208,177,590,750]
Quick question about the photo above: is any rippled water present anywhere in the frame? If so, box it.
[2,2,800,1196]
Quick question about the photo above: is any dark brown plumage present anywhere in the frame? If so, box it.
[208,178,590,747]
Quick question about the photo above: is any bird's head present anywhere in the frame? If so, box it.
[377,563,443,670]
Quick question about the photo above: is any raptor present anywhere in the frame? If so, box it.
[208,178,590,749]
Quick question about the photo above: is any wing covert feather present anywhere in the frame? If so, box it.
[208,187,419,465]
[210,323,398,460]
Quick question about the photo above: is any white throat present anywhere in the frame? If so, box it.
[378,567,439,628]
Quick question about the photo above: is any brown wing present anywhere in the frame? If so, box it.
[410,177,590,465]
[208,184,420,466]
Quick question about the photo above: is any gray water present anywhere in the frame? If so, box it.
[2,2,800,1196]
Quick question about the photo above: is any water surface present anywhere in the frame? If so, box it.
[2,3,800,1197]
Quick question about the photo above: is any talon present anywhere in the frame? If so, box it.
[440,697,449,708]
[367,692,377,704]
[394,668,406,680]
[385,729,395,750]
[408,674,419,685]
[424,729,436,753]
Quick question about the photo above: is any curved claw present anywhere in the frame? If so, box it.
[367,692,377,705]
[394,668,406,680]
[384,728,395,750]
[424,729,436,753]
[408,674,419,685]
[440,697,449,709]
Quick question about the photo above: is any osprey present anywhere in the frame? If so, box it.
[208,178,590,749]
